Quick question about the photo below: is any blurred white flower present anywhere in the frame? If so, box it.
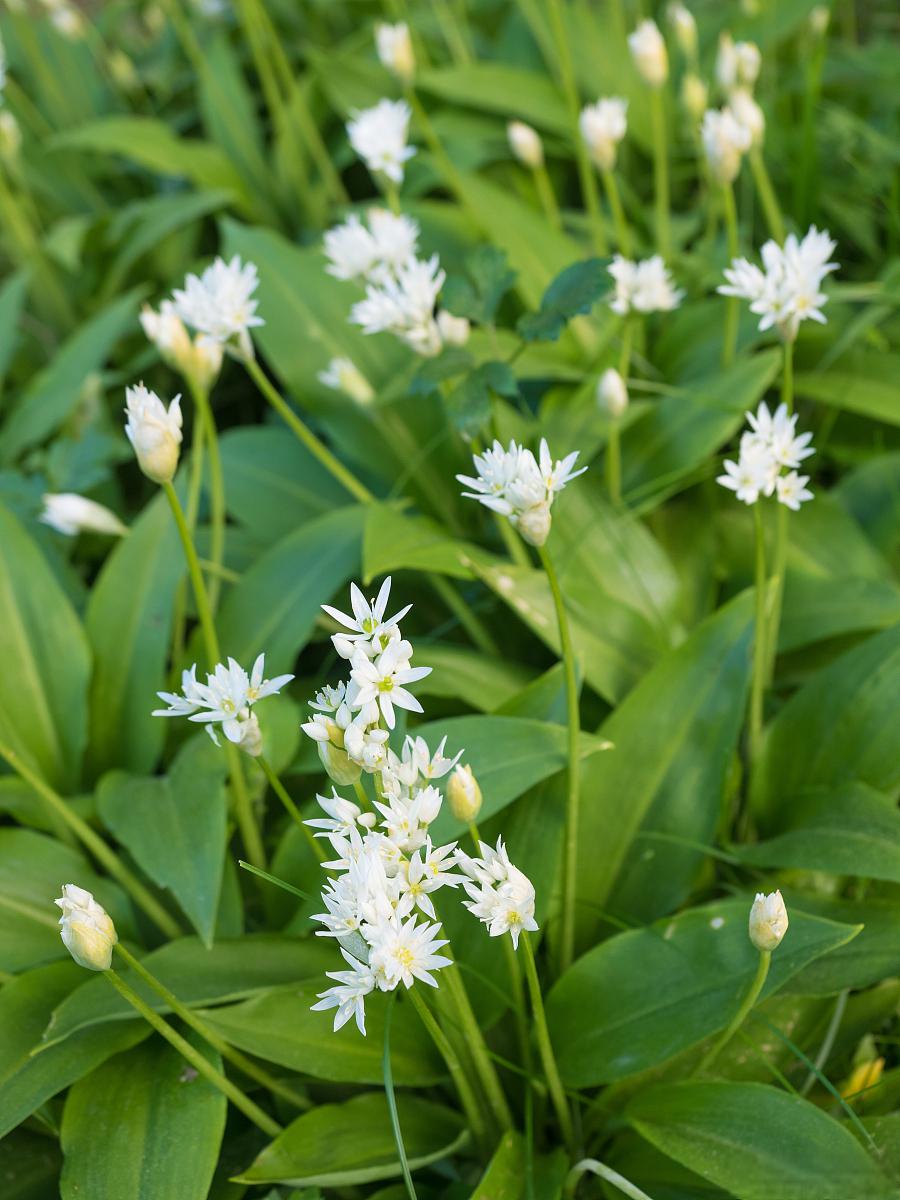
[749,890,788,951]
[124,383,183,484]
[172,255,264,354]
[681,73,708,122]
[579,98,628,171]
[318,357,375,405]
[40,494,126,538]
[701,106,752,184]
[667,2,697,59]
[347,99,416,185]
[375,22,415,83]
[55,884,117,971]
[50,4,85,39]
[776,470,814,511]
[507,120,544,169]
[597,367,628,418]
[350,254,445,357]
[141,301,224,390]
[809,5,830,36]
[729,88,765,148]
[436,308,470,347]
[717,35,761,94]
[628,19,668,87]
[609,255,683,315]
[324,209,419,282]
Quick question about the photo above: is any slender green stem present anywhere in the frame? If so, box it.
[0,743,181,940]
[257,754,324,862]
[721,182,740,366]
[601,167,632,256]
[384,993,418,1200]
[606,421,622,505]
[103,967,282,1136]
[619,315,633,379]
[765,340,794,685]
[240,355,373,505]
[189,380,226,613]
[693,950,771,1075]
[499,513,531,567]
[782,338,794,415]
[521,932,575,1153]
[649,89,671,260]
[408,987,488,1146]
[172,405,208,669]
[383,177,402,215]
[353,778,374,812]
[537,545,580,972]
[565,1159,654,1200]
[433,0,471,64]
[114,943,309,1110]
[801,988,848,1096]
[749,504,768,763]
[533,162,562,230]
[749,148,785,243]
[428,573,500,657]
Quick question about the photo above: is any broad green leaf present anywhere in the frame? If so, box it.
[470,1132,525,1200]
[778,575,900,652]
[738,783,900,884]
[60,1035,226,1200]
[447,361,519,434]
[104,190,231,291]
[362,504,476,582]
[794,352,900,426]
[197,983,443,1085]
[417,644,535,712]
[834,451,900,558]
[42,935,334,1047]
[84,491,183,779]
[575,592,753,937]
[751,624,900,827]
[417,64,569,136]
[546,900,860,1087]
[216,506,365,674]
[784,895,900,996]
[0,503,91,789]
[0,271,28,398]
[96,736,229,947]
[0,290,142,463]
[441,245,517,324]
[627,1082,894,1199]
[517,258,608,342]
[235,1093,466,1186]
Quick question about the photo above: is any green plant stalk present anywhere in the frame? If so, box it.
[407,987,489,1147]
[619,314,634,379]
[749,504,768,763]
[383,176,402,216]
[171,406,208,669]
[693,949,771,1075]
[796,34,827,224]
[601,166,633,256]
[765,340,794,686]
[432,0,472,64]
[103,966,282,1136]
[606,420,622,506]
[257,754,324,862]
[353,778,374,812]
[521,932,575,1154]
[384,992,418,1200]
[114,943,309,1110]
[428,573,500,657]
[533,162,562,231]
[649,88,671,261]
[0,743,181,940]
[749,148,785,243]
[565,1159,654,1200]
[537,544,580,972]
[721,181,740,366]
[188,379,226,613]
[162,481,266,870]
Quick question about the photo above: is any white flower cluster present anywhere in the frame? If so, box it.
[457,437,586,548]
[306,578,537,1035]
[170,255,264,358]
[717,401,814,509]
[324,208,468,359]
[347,99,416,185]
[701,107,752,185]
[609,255,684,316]
[153,653,293,756]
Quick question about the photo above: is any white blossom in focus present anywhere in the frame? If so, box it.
[310,950,376,1034]
[579,98,628,172]
[55,884,117,971]
[628,19,668,87]
[447,763,482,822]
[123,383,183,484]
[347,99,416,185]
[609,255,683,315]
[717,402,815,509]
[349,640,431,729]
[40,494,126,538]
[456,838,538,949]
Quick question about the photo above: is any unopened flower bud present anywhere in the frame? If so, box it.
[628,19,668,87]
[124,382,183,485]
[667,2,697,60]
[193,335,224,391]
[40,493,126,538]
[0,111,22,162]
[748,890,788,952]
[809,5,830,36]
[437,309,470,347]
[841,1053,884,1103]
[319,740,363,787]
[51,5,85,39]
[681,73,708,123]
[507,120,544,169]
[448,764,482,823]
[579,98,628,172]
[234,711,262,758]
[730,88,765,148]
[516,501,552,548]
[735,41,761,87]
[318,356,375,405]
[108,49,140,92]
[55,884,117,971]
[375,22,415,84]
[597,368,628,419]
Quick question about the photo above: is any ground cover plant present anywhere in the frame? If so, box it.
[0,0,899,1196]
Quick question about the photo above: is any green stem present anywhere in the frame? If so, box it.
[407,988,488,1147]
[241,355,373,505]
[189,379,226,613]
[499,513,531,567]
[749,504,768,763]
[601,167,632,256]
[384,993,418,1200]
[693,950,771,1075]
[619,314,633,379]
[443,949,514,1132]
[432,0,472,64]
[749,148,785,243]
[565,1159,655,1200]
[428,573,500,657]
[353,778,374,812]
[606,421,622,506]
[533,162,562,231]
[721,182,740,366]
[649,89,671,261]
[537,544,580,972]
[521,932,575,1153]
[114,943,309,1110]
[103,967,282,1136]
[172,404,208,668]
[765,340,793,685]
[257,754,324,862]
[0,743,181,940]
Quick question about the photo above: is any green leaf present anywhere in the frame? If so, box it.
[362,503,476,582]
[446,361,519,434]
[104,190,231,291]
[0,290,143,463]
[471,1132,525,1199]
[216,506,365,674]
[60,1035,226,1200]
[0,271,28,397]
[96,736,229,947]
[235,1093,466,1187]
[794,352,900,426]
[441,245,517,325]
[417,64,569,136]
[42,935,334,1047]
[84,491,184,780]
[627,1082,894,1199]
[418,644,535,712]
[784,895,900,996]
[409,347,475,396]
[0,503,91,790]
[517,258,607,342]
[197,983,443,1086]
[778,575,900,652]
[546,900,860,1087]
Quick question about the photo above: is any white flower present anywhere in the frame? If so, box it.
[306,788,375,839]
[397,839,462,919]
[776,470,814,511]
[375,22,415,82]
[579,98,628,171]
[667,3,697,58]
[347,99,416,185]
[718,402,815,507]
[368,915,452,989]
[323,209,419,285]
[701,107,752,184]
[749,890,788,951]
[123,383,183,484]
[172,255,264,350]
[323,214,379,281]
[55,884,117,971]
[729,88,765,148]
[141,300,223,389]
[681,73,708,122]
[597,367,628,418]
[456,839,538,949]
[628,19,668,87]
[436,309,470,347]
[51,5,84,38]
[322,578,412,653]
[349,640,431,729]
[40,494,126,538]
[609,255,683,315]
[350,254,444,356]
[735,41,762,87]
[746,401,814,468]
[507,120,544,169]
[447,764,482,822]
[368,209,420,273]
[310,949,376,1034]
[318,357,375,405]
[716,450,774,505]
[717,35,760,93]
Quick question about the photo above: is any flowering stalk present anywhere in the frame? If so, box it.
[103,965,282,1136]
[749,149,785,242]
[749,504,768,762]
[693,950,771,1076]
[188,377,226,612]
[533,160,563,231]
[649,89,672,261]
[407,986,488,1147]
[257,753,326,862]
[383,993,419,1200]
[0,745,181,940]
[601,167,632,256]
[565,1160,654,1200]
[721,182,740,365]
[521,932,575,1154]
[113,942,310,1111]
[538,544,581,971]
[765,341,794,686]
